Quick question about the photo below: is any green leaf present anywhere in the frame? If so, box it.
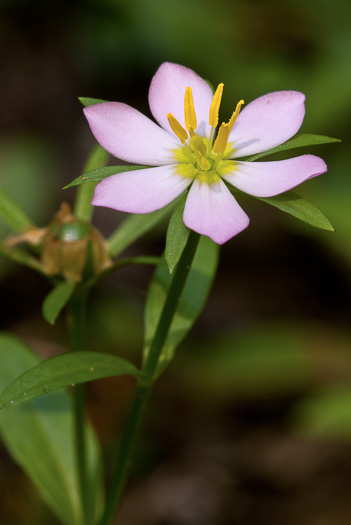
[256,190,334,231]
[165,194,190,273]
[42,281,77,325]
[144,235,219,375]
[108,199,178,257]
[244,133,341,161]
[0,334,103,525]
[0,187,35,232]
[79,97,107,107]
[0,351,141,412]
[64,165,149,189]
[74,144,110,221]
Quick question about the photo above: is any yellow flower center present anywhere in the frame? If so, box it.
[167,84,244,184]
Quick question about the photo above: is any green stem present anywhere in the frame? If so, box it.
[69,288,91,525]
[100,230,200,525]
[74,144,109,222]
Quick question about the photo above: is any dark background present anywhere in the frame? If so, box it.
[0,0,350,523]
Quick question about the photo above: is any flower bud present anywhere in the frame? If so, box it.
[41,203,111,282]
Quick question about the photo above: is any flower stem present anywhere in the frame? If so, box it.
[100,230,200,525]
[69,287,91,525]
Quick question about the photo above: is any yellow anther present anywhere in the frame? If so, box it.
[184,87,197,132]
[167,113,188,144]
[209,83,224,128]
[213,122,230,154]
[228,99,244,133]
[190,136,207,157]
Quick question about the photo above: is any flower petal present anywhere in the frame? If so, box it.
[149,62,214,138]
[84,102,179,165]
[229,91,306,157]
[183,179,250,244]
[92,166,191,213]
[222,155,327,197]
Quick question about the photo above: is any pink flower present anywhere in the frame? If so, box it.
[84,62,327,244]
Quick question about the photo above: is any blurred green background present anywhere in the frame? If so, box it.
[0,0,350,524]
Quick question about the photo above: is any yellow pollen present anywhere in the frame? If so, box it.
[213,122,230,154]
[167,113,188,144]
[228,99,244,133]
[184,87,197,132]
[209,83,224,128]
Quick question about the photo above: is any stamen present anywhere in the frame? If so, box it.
[184,87,197,132]
[209,83,224,128]
[213,122,230,154]
[228,99,244,133]
[167,113,188,144]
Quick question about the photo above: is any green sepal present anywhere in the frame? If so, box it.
[0,187,35,232]
[0,350,142,413]
[0,334,103,525]
[165,193,190,273]
[42,281,77,325]
[79,97,107,107]
[64,165,149,189]
[243,133,340,162]
[143,235,219,376]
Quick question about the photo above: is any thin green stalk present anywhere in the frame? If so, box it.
[74,144,109,222]
[69,288,91,525]
[100,231,200,525]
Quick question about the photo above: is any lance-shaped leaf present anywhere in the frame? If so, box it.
[229,186,334,231]
[0,334,103,525]
[165,194,190,273]
[42,281,77,325]
[0,350,141,412]
[144,235,219,375]
[64,165,149,189]
[257,191,334,231]
[244,133,340,162]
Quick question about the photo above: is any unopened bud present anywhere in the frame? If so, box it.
[41,203,111,282]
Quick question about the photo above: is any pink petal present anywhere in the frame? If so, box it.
[183,179,250,244]
[92,165,192,213]
[84,102,179,165]
[148,62,214,138]
[229,91,306,157]
[222,155,327,197]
